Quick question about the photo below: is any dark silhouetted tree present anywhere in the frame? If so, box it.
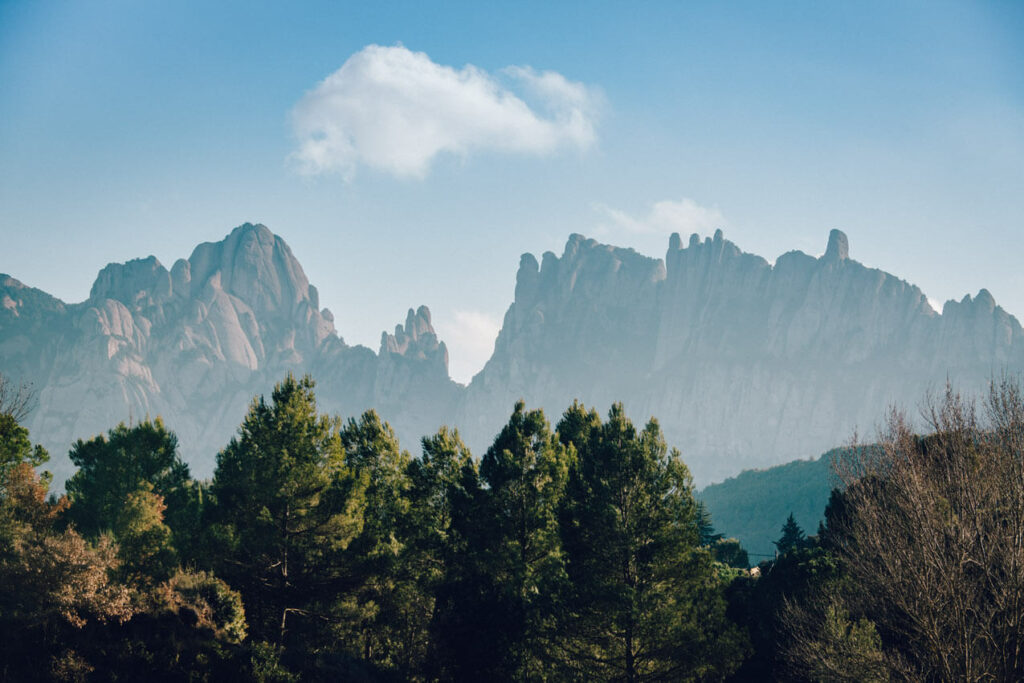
[697,500,724,546]
[401,426,476,678]
[774,513,806,555]
[431,401,570,680]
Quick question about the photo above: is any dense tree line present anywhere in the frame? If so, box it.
[2,372,1024,681]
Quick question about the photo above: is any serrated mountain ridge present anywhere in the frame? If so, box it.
[2,223,1021,485]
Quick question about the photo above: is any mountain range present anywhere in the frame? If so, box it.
[3,223,1022,486]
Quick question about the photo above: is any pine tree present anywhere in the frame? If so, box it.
[775,513,806,555]
[434,401,570,679]
[337,410,415,670]
[210,374,365,645]
[65,418,195,550]
[112,482,177,585]
[421,430,492,681]
[697,500,725,546]
[399,427,475,673]
[557,402,748,681]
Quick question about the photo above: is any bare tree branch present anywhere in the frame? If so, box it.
[0,373,36,423]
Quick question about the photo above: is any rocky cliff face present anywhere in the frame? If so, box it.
[459,229,1024,482]
[1,224,459,483]
[3,224,1022,486]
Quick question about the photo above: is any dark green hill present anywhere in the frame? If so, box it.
[697,449,843,560]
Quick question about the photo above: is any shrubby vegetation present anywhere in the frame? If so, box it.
[2,372,1024,681]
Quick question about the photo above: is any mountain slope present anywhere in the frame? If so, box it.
[3,223,1022,487]
[1,224,459,482]
[460,229,1024,482]
[698,451,837,559]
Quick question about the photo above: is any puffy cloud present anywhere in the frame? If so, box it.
[433,309,501,385]
[598,198,727,237]
[290,44,601,179]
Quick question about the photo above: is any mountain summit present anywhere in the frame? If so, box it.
[3,224,1022,484]
[1,224,458,482]
[457,228,1024,479]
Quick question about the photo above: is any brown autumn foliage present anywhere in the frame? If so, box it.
[0,463,134,629]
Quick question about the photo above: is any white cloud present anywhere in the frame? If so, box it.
[597,198,727,237]
[434,309,502,385]
[290,45,601,179]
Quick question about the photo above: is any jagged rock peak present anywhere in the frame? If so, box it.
[663,229,756,276]
[823,229,849,262]
[554,233,665,274]
[952,289,999,315]
[667,229,736,253]
[90,255,172,305]
[514,253,542,306]
[380,305,442,358]
[187,222,312,316]
[976,288,996,311]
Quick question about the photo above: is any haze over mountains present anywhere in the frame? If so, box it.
[2,223,1022,485]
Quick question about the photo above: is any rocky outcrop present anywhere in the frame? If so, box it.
[3,223,1022,487]
[1,224,456,484]
[459,229,1024,483]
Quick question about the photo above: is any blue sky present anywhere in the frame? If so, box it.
[2,1,1022,382]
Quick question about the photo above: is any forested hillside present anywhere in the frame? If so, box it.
[698,450,838,557]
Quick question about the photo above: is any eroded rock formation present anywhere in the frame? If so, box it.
[3,223,1021,485]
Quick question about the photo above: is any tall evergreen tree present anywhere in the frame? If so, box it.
[434,401,570,680]
[403,426,476,677]
[557,402,748,681]
[210,374,365,646]
[337,410,416,670]
[775,513,806,555]
[697,500,724,546]
[422,431,494,681]
[112,482,177,585]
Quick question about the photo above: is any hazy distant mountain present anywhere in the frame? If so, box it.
[457,228,1024,482]
[3,223,1022,485]
[1,224,460,483]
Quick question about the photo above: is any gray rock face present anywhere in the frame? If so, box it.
[1,224,459,483]
[459,229,1024,483]
[3,224,1022,487]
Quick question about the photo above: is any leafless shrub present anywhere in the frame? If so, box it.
[803,378,1024,682]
